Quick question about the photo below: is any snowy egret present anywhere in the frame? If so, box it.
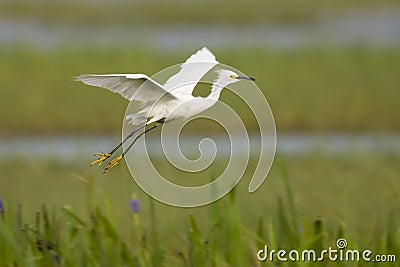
[74,47,255,173]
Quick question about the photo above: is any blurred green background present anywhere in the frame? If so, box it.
[0,0,399,265]
[0,0,399,134]
[0,1,400,134]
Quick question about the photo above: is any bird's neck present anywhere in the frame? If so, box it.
[194,79,228,115]
[207,80,225,101]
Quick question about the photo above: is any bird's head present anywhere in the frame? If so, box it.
[216,69,256,85]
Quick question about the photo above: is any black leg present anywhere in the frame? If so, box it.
[108,124,147,155]
[91,124,146,166]
[102,123,161,173]
[122,124,159,157]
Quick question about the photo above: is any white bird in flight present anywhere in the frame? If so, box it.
[74,47,255,173]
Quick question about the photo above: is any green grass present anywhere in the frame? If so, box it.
[0,154,399,265]
[1,0,399,26]
[0,47,399,135]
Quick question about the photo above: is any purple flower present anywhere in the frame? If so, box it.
[0,196,4,214]
[130,199,140,213]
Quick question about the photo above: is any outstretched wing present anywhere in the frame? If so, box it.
[163,47,219,98]
[74,74,177,102]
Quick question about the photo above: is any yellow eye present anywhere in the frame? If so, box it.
[230,75,237,79]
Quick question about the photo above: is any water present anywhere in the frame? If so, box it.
[1,10,399,49]
[0,134,399,161]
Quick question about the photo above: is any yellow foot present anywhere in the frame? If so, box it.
[103,155,124,173]
[90,153,111,167]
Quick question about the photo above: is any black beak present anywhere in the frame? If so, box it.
[237,76,256,81]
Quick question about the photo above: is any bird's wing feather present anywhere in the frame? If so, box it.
[163,47,219,98]
[74,74,177,102]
